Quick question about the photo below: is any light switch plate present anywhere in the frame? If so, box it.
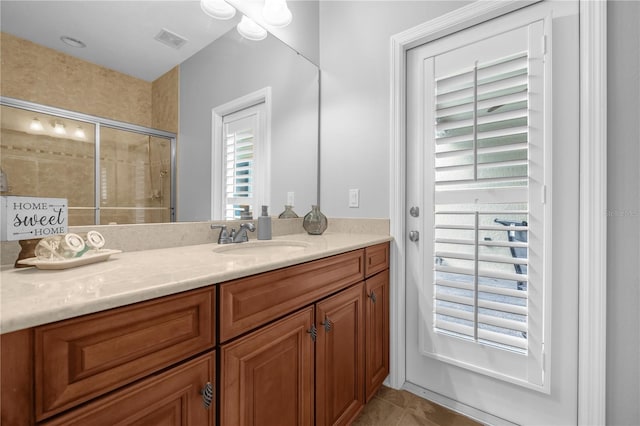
[349,189,359,208]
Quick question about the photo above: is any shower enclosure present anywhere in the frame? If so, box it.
[0,97,176,225]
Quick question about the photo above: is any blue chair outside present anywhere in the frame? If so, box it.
[494,219,528,291]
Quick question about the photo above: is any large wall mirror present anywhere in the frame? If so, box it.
[178,24,319,222]
[0,1,319,225]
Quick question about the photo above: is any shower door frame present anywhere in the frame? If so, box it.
[0,96,177,223]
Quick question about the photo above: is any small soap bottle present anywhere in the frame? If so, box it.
[258,205,272,240]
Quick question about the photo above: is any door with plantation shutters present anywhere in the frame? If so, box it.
[405,2,579,425]
[219,103,268,220]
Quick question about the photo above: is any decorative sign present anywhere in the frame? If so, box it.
[1,196,68,241]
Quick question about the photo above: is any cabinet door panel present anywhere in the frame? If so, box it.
[222,307,314,426]
[42,352,215,426]
[315,283,365,426]
[365,270,390,401]
[35,287,215,421]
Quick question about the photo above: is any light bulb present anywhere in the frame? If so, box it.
[200,0,236,20]
[53,121,66,135]
[30,117,44,131]
[262,0,292,28]
[237,15,267,41]
[74,126,86,139]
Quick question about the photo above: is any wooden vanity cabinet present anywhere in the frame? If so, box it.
[1,287,216,425]
[1,241,390,426]
[220,244,390,426]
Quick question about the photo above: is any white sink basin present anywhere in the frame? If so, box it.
[212,240,310,256]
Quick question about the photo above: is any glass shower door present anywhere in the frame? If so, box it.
[100,127,172,224]
[0,105,96,225]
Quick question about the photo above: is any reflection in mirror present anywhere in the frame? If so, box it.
[0,1,319,224]
[0,101,176,225]
[179,27,319,222]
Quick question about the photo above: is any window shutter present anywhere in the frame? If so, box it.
[222,109,259,220]
[432,52,531,353]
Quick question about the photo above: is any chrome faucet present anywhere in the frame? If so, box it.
[231,222,256,243]
[211,224,233,244]
[211,223,255,244]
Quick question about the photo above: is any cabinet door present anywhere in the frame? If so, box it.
[221,307,315,426]
[42,352,215,426]
[364,270,390,402]
[315,283,365,426]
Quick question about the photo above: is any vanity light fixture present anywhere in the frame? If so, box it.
[200,0,236,20]
[30,117,44,132]
[262,0,292,28]
[74,126,86,139]
[53,121,66,136]
[237,15,267,41]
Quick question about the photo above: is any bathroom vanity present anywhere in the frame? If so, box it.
[0,234,390,426]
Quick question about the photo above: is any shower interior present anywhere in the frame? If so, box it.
[0,101,175,225]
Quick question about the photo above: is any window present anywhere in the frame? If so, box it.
[222,105,263,219]
[212,92,270,221]
[420,20,548,387]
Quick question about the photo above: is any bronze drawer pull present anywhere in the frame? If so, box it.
[201,382,214,409]
[307,324,318,341]
[321,316,333,332]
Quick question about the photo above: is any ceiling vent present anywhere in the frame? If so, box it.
[154,28,188,50]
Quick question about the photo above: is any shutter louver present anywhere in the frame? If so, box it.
[224,123,256,219]
[432,52,530,353]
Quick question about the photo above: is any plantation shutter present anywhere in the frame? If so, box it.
[223,108,259,220]
[433,53,530,352]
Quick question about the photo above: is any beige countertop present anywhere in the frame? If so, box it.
[0,232,391,334]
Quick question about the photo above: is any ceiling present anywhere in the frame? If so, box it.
[0,1,240,82]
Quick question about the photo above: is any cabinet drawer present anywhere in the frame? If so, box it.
[220,249,364,342]
[365,242,390,278]
[42,351,216,426]
[35,287,215,421]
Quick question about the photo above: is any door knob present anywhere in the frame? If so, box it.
[409,230,419,242]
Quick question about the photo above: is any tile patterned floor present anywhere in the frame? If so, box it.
[353,386,482,426]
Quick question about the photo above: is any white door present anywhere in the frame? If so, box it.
[405,2,579,424]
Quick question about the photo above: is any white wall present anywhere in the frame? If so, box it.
[606,1,640,424]
[318,1,471,218]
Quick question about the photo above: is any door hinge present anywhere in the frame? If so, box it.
[541,185,547,204]
[542,35,547,55]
